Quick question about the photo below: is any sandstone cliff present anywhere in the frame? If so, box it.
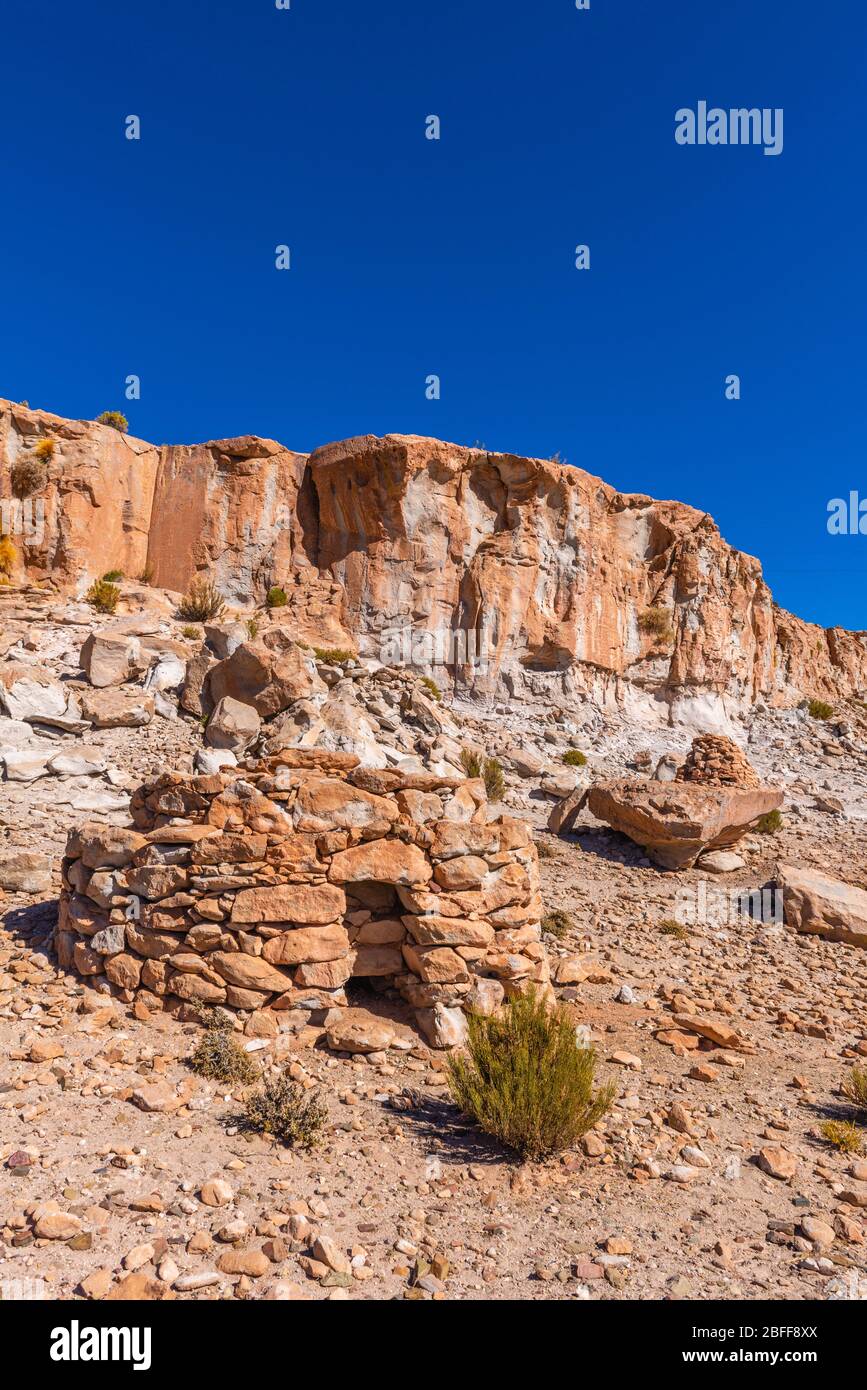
[2,399,865,724]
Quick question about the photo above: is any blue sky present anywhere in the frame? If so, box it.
[2,0,866,628]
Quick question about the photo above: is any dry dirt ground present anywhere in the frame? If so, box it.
[3,694,867,1302]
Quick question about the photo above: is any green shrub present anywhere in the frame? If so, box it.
[86,578,120,614]
[659,918,689,940]
[96,410,129,432]
[562,749,587,767]
[820,1120,863,1154]
[312,647,354,664]
[10,456,45,498]
[482,757,505,801]
[102,569,123,583]
[843,1063,867,1115]
[177,578,226,623]
[181,624,201,640]
[447,990,615,1161]
[34,437,55,462]
[266,585,287,608]
[541,909,572,940]
[420,675,442,701]
[246,618,259,639]
[755,810,782,834]
[242,1074,328,1148]
[808,698,834,721]
[638,606,675,644]
[460,747,483,778]
[190,1013,258,1085]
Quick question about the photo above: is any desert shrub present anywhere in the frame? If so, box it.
[460,747,483,778]
[808,698,834,721]
[266,585,287,608]
[312,647,354,664]
[190,1013,258,1084]
[447,990,615,1161]
[242,1074,328,1148]
[246,618,259,639]
[86,578,120,614]
[34,437,55,462]
[102,569,123,583]
[137,563,154,584]
[755,810,782,834]
[659,918,689,940]
[96,410,128,432]
[536,840,557,860]
[541,908,572,940]
[10,455,45,497]
[420,675,442,701]
[459,747,503,799]
[482,757,505,801]
[638,606,675,644]
[177,578,226,623]
[562,749,587,767]
[842,1063,867,1115]
[820,1120,863,1154]
[0,535,17,578]
[181,624,201,640]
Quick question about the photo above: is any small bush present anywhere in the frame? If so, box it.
[86,578,120,614]
[181,624,201,640]
[34,437,55,462]
[755,809,782,834]
[102,569,123,583]
[190,1013,258,1085]
[460,747,483,778]
[177,578,226,623]
[447,990,615,1161]
[10,456,45,497]
[420,675,442,701]
[0,535,17,578]
[541,909,572,940]
[820,1120,863,1154]
[137,564,154,584]
[266,585,287,608]
[242,1074,328,1148]
[842,1063,867,1115]
[246,618,259,639]
[638,606,675,645]
[96,410,128,432]
[482,757,505,801]
[312,647,354,664]
[562,749,587,767]
[808,698,834,721]
[659,918,689,941]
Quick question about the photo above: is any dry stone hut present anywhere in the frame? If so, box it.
[57,750,549,1047]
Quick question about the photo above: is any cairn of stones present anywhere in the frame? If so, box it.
[56,750,547,1047]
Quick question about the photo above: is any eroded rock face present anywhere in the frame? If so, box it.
[586,780,782,870]
[4,399,866,717]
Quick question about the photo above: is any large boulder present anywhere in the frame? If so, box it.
[205,696,260,751]
[778,864,867,948]
[79,632,146,688]
[207,634,325,718]
[0,664,80,726]
[586,780,782,869]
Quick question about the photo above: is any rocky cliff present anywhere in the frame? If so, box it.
[2,398,865,725]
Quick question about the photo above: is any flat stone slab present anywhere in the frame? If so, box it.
[778,863,867,948]
[586,780,783,869]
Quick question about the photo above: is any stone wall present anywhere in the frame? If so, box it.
[56,751,547,1047]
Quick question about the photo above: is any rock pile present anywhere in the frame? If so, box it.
[675,734,760,788]
[56,751,547,1046]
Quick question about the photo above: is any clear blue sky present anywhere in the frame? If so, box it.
[2,1,866,629]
